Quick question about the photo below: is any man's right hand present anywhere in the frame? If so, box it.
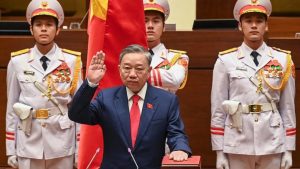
[7,155,18,168]
[87,51,106,84]
[216,151,229,169]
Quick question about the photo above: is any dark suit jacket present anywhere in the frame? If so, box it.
[69,80,191,169]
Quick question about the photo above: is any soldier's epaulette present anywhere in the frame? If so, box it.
[11,48,30,57]
[219,47,238,56]
[62,49,81,56]
[272,47,291,54]
[168,49,187,54]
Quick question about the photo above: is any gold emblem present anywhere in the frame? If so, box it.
[251,0,259,5]
[256,74,263,93]
[40,1,49,9]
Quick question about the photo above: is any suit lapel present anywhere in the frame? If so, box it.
[238,45,274,73]
[257,47,273,71]
[29,51,45,75]
[29,47,65,76]
[45,59,62,75]
[45,49,65,75]
[114,87,132,148]
[151,52,166,68]
[150,43,168,68]
[238,48,257,71]
[134,85,158,149]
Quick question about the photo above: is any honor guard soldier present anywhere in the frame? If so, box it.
[210,0,296,169]
[5,0,83,168]
[144,0,189,94]
[144,0,189,155]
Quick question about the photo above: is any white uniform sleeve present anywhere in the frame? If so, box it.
[211,58,229,151]
[149,54,188,92]
[279,58,296,151]
[6,60,20,156]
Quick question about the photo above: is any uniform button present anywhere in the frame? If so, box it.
[41,123,46,128]
[255,119,258,122]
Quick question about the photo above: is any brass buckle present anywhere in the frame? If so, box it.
[248,105,262,112]
[35,109,49,119]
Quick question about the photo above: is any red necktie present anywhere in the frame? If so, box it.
[130,95,141,147]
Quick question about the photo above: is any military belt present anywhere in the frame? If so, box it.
[242,103,273,114]
[32,107,64,119]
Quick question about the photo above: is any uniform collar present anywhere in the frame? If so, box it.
[238,42,273,71]
[151,43,165,54]
[239,42,271,59]
[151,43,167,58]
[32,43,57,61]
[28,43,65,75]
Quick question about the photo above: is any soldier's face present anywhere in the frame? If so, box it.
[239,13,268,44]
[30,16,60,46]
[119,53,151,93]
[145,11,164,44]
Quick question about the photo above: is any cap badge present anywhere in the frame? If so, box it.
[40,1,49,9]
[251,0,259,5]
[149,0,155,4]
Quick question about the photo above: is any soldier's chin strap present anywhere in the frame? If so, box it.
[34,81,65,115]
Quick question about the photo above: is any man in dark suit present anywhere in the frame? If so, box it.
[68,44,191,169]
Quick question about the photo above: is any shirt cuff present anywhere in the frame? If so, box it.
[87,79,99,88]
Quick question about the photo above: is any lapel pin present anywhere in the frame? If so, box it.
[147,103,153,109]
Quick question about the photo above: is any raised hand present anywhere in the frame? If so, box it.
[87,51,106,84]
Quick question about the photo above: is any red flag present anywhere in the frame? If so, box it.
[78,0,147,168]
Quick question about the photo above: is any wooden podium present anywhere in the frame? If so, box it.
[161,156,201,169]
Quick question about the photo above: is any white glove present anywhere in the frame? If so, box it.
[74,154,78,168]
[7,155,18,168]
[216,151,229,169]
[281,151,292,169]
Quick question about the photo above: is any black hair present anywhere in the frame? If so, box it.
[145,10,165,22]
[31,15,59,28]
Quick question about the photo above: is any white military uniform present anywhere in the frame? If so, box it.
[149,43,189,93]
[211,42,296,168]
[6,44,82,169]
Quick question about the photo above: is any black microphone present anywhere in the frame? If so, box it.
[128,148,139,169]
[86,147,100,169]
